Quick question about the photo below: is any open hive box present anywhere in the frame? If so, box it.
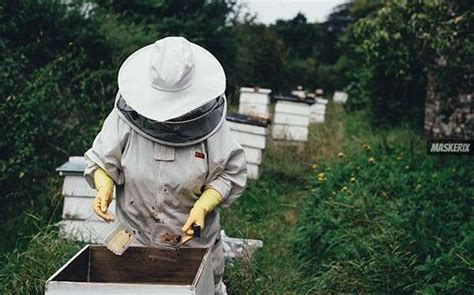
[45,245,214,295]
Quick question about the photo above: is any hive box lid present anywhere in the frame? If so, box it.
[273,95,315,105]
[45,245,214,295]
[226,113,270,127]
[240,86,272,94]
[56,156,86,176]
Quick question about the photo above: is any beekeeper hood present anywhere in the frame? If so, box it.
[115,36,227,146]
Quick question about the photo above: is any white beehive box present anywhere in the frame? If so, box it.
[57,156,116,242]
[45,245,214,295]
[272,98,310,142]
[309,98,328,124]
[238,87,271,118]
[291,86,306,99]
[227,114,270,180]
[333,91,348,104]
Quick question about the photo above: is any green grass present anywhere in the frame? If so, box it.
[0,224,82,294]
[221,103,473,294]
[221,103,370,293]
[296,142,473,293]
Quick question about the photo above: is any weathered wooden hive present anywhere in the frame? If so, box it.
[271,96,311,142]
[227,113,270,180]
[56,156,115,242]
[238,87,271,118]
[45,245,214,294]
[333,91,348,104]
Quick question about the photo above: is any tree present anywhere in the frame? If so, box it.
[345,0,472,128]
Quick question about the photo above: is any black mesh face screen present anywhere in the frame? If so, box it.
[116,95,225,145]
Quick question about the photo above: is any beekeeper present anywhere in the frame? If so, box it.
[84,36,247,294]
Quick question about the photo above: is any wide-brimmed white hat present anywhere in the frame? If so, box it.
[118,36,226,122]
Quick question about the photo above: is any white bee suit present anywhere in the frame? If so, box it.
[84,109,247,294]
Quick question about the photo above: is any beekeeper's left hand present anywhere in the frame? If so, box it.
[182,188,222,235]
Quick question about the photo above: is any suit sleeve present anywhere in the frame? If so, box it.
[205,121,248,207]
[84,110,130,188]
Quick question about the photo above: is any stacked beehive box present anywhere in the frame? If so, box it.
[291,85,306,99]
[309,97,328,124]
[333,91,348,104]
[238,87,271,118]
[309,102,325,123]
[56,156,116,242]
[227,114,269,180]
[272,96,311,142]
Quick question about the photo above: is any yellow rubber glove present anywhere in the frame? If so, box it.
[182,188,222,235]
[93,168,115,222]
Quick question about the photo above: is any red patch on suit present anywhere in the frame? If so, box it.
[195,151,206,159]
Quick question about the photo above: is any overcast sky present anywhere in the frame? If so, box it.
[237,0,348,24]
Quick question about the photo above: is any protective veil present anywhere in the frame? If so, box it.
[116,93,226,147]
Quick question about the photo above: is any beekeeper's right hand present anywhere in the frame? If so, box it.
[93,168,115,221]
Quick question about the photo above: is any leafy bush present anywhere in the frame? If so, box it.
[0,0,115,251]
[295,141,473,293]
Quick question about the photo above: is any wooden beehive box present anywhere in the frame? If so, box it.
[45,245,214,294]
[272,96,311,142]
[333,91,348,104]
[309,98,328,124]
[291,89,306,99]
[227,113,270,180]
[238,87,271,119]
[57,157,116,242]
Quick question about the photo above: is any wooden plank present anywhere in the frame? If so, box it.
[89,246,205,284]
[310,114,325,124]
[310,108,326,115]
[228,121,268,135]
[62,175,96,197]
[62,175,116,199]
[273,112,309,127]
[62,195,116,221]
[310,110,326,116]
[239,92,270,105]
[56,156,86,175]
[316,98,329,104]
[310,103,326,111]
[272,124,309,142]
[238,102,269,118]
[247,163,261,180]
[242,145,263,165]
[231,130,266,149]
[240,87,271,94]
[194,248,215,294]
[46,282,191,295]
[274,101,310,116]
[58,220,110,243]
